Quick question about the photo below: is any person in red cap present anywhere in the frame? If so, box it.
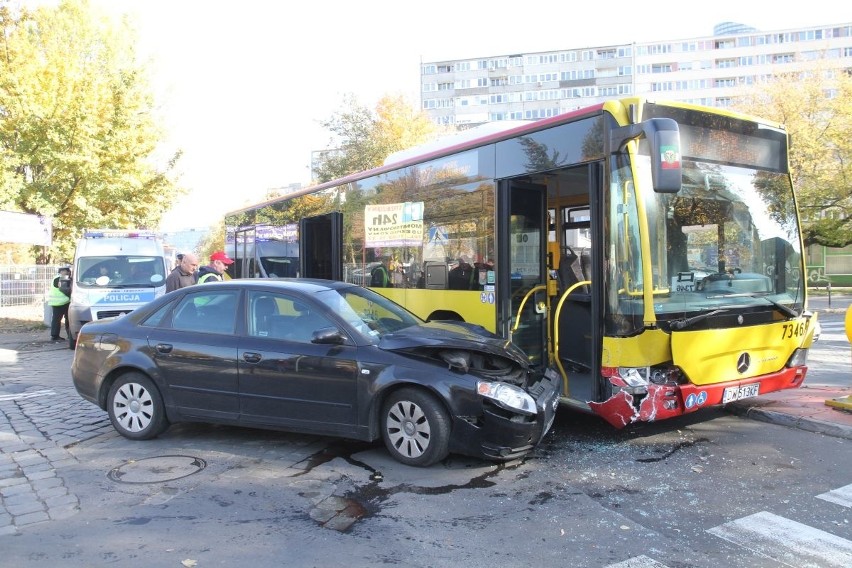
[197,250,234,283]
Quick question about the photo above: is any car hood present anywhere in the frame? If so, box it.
[379,321,530,368]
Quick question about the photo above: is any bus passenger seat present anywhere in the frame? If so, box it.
[558,247,587,294]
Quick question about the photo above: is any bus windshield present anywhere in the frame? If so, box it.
[647,160,803,314]
[607,107,803,331]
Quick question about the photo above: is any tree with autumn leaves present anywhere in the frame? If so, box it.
[733,65,852,248]
[312,93,446,184]
[0,0,182,263]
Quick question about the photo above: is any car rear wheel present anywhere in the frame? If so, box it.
[107,372,168,440]
[381,388,450,467]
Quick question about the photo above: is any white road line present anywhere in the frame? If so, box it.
[818,332,849,342]
[817,484,852,508]
[604,555,669,568]
[0,389,56,401]
[708,511,852,568]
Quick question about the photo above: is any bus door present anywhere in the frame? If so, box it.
[502,181,548,368]
[299,212,343,280]
[552,163,603,403]
[232,226,257,279]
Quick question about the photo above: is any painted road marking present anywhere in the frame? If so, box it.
[605,556,669,568]
[0,389,56,402]
[817,483,852,508]
[817,321,850,342]
[708,510,852,567]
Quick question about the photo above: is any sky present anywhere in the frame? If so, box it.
[79,1,852,231]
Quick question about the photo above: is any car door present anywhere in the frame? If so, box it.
[145,288,241,421]
[238,290,359,433]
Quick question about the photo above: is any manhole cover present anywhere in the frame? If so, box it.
[107,455,206,484]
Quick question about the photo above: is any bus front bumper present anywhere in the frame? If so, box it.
[588,364,808,428]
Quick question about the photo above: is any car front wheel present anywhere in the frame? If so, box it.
[381,388,450,467]
[107,372,168,440]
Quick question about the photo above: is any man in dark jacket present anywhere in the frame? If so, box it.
[198,251,234,283]
[166,252,199,292]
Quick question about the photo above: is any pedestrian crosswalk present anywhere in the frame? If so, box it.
[818,483,852,508]
[817,320,850,343]
[709,511,852,567]
[606,482,852,568]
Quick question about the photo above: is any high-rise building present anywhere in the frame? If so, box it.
[420,22,852,127]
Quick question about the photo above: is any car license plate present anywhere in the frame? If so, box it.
[722,383,760,404]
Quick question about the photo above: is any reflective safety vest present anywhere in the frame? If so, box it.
[198,272,222,284]
[48,279,70,306]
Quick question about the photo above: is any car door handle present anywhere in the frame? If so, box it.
[243,352,262,364]
[155,343,173,354]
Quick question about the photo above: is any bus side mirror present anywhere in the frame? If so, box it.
[610,118,682,194]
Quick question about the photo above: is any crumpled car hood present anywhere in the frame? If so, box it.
[378,320,530,368]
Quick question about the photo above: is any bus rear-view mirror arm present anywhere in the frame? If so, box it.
[609,118,682,194]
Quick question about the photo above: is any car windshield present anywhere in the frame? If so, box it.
[76,256,166,288]
[314,286,422,341]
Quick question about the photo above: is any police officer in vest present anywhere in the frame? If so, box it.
[197,251,233,283]
[49,266,72,341]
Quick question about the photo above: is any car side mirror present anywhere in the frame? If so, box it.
[312,327,347,345]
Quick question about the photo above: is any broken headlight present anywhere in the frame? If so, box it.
[476,381,537,416]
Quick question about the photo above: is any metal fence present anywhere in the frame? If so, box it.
[0,265,62,307]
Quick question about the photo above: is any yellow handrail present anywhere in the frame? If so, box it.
[511,285,547,333]
[552,280,592,397]
[510,284,554,367]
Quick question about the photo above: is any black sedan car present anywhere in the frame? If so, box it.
[71,279,560,467]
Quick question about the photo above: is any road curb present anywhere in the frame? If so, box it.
[727,404,852,440]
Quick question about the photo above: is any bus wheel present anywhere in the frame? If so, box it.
[381,388,450,467]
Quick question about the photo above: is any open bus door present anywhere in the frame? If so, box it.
[503,181,549,368]
[503,164,605,404]
[299,212,343,280]
[551,162,604,404]
[232,226,256,279]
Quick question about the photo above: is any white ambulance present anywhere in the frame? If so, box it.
[68,229,169,348]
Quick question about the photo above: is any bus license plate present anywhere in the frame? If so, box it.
[722,383,760,404]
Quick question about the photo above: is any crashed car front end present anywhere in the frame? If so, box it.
[459,365,562,460]
[392,340,562,462]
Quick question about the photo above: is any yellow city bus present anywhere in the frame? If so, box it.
[225,97,818,427]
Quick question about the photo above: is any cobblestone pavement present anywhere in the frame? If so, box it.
[0,331,115,535]
[0,328,382,540]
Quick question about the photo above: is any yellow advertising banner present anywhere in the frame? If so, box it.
[364,202,424,247]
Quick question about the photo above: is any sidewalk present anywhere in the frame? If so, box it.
[726,384,852,440]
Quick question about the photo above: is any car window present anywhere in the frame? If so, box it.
[172,290,239,334]
[247,290,337,343]
[141,299,177,327]
[315,287,420,340]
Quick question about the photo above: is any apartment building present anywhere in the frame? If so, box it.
[420,21,852,127]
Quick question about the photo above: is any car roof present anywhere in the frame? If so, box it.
[210,278,356,294]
